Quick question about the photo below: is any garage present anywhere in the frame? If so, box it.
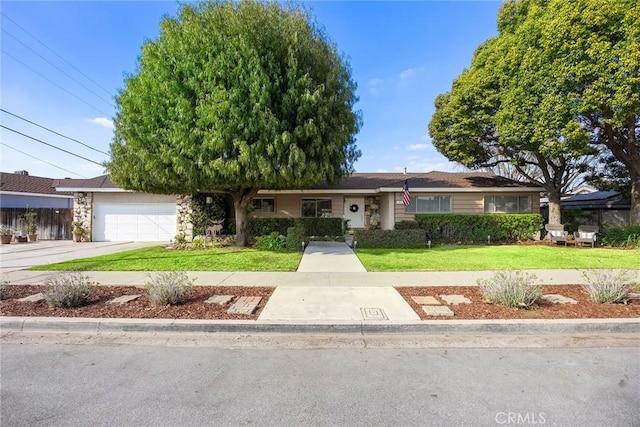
[92,193,176,242]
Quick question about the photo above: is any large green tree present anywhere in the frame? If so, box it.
[106,0,361,245]
[429,0,639,225]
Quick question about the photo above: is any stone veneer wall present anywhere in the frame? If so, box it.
[73,192,93,242]
[176,195,194,242]
[364,195,381,229]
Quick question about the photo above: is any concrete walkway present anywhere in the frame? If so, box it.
[296,241,366,272]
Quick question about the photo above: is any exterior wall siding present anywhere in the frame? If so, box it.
[252,194,345,218]
[394,192,541,222]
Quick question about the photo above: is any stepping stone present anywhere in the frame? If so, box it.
[541,294,578,304]
[422,306,454,317]
[628,292,640,301]
[106,295,141,305]
[205,295,235,306]
[18,293,45,303]
[439,294,472,305]
[412,296,440,305]
[227,296,261,315]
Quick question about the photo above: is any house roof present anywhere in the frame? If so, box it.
[54,172,542,193]
[0,172,72,196]
[561,190,630,209]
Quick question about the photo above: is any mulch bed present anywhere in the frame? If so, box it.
[0,285,274,320]
[396,285,640,320]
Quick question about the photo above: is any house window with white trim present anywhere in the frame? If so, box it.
[251,198,275,213]
[484,196,531,213]
[405,196,451,213]
[301,198,332,217]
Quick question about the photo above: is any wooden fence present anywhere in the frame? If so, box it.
[0,208,73,240]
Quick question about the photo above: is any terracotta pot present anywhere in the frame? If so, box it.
[1,235,12,244]
[28,234,38,242]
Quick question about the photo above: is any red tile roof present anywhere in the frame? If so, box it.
[0,172,72,195]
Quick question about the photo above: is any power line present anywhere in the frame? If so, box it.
[1,12,113,98]
[0,125,104,166]
[2,29,115,107]
[1,109,110,156]
[2,51,112,117]
[0,141,86,177]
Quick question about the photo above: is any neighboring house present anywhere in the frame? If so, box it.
[0,171,73,208]
[55,171,543,242]
[560,190,631,227]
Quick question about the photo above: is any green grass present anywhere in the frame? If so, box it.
[356,245,640,271]
[30,246,302,272]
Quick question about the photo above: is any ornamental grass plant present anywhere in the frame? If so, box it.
[43,272,96,308]
[477,270,542,309]
[145,271,194,306]
[581,269,637,304]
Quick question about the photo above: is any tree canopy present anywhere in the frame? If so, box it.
[106,0,362,245]
[428,0,639,224]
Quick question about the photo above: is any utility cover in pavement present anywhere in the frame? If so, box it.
[360,307,388,320]
[227,296,261,315]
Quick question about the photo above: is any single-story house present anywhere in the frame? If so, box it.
[560,190,631,227]
[1,171,73,209]
[54,171,543,242]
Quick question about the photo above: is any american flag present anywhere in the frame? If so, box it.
[402,179,411,206]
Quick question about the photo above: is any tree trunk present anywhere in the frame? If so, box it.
[631,172,640,225]
[547,190,562,226]
[231,188,259,247]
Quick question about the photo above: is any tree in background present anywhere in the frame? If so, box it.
[106,0,361,245]
[429,0,639,224]
[586,155,632,199]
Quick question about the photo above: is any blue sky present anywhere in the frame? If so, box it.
[1,1,502,179]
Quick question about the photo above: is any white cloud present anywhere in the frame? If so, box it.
[368,78,384,95]
[407,143,430,151]
[87,117,114,129]
[399,67,424,80]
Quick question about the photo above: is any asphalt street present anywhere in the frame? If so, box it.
[1,334,638,427]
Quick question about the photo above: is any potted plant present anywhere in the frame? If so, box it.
[20,205,38,242]
[72,222,88,242]
[0,225,15,244]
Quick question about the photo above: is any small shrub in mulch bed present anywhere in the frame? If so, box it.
[0,285,274,320]
[396,285,640,320]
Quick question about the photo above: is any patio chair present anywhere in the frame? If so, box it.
[545,224,568,246]
[574,225,599,248]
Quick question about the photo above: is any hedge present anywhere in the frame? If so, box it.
[353,229,427,248]
[413,214,544,244]
[227,217,343,238]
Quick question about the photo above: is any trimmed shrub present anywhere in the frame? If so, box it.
[43,272,96,308]
[478,271,542,309]
[286,223,306,251]
[582,270,636,303]
[601,225,640,248]
[394,220,421,230]
[414,214,543,244]
[256,232,286,250]
[228,217,343,239]
[145,272,194,306]
[353,229,427,248]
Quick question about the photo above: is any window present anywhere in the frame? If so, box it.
[405,196,451,213]
[251,198,275,213]
[484,196,531,213]
[301,198,332,218]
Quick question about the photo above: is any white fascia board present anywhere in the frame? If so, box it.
[378,187,545,193]
[54,187,130,193]
[257,189,379,195]
[0,190,73,199]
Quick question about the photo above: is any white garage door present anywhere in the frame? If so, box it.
[93,203,176,242]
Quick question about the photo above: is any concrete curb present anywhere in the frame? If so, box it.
[2,317,638,335]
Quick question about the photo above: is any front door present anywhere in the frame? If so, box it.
[344,197,365,228]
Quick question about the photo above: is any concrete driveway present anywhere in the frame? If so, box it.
[0,240,161,273]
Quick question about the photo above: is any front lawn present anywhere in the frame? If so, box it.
[30,246,302,272]
[356,245,640,271]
